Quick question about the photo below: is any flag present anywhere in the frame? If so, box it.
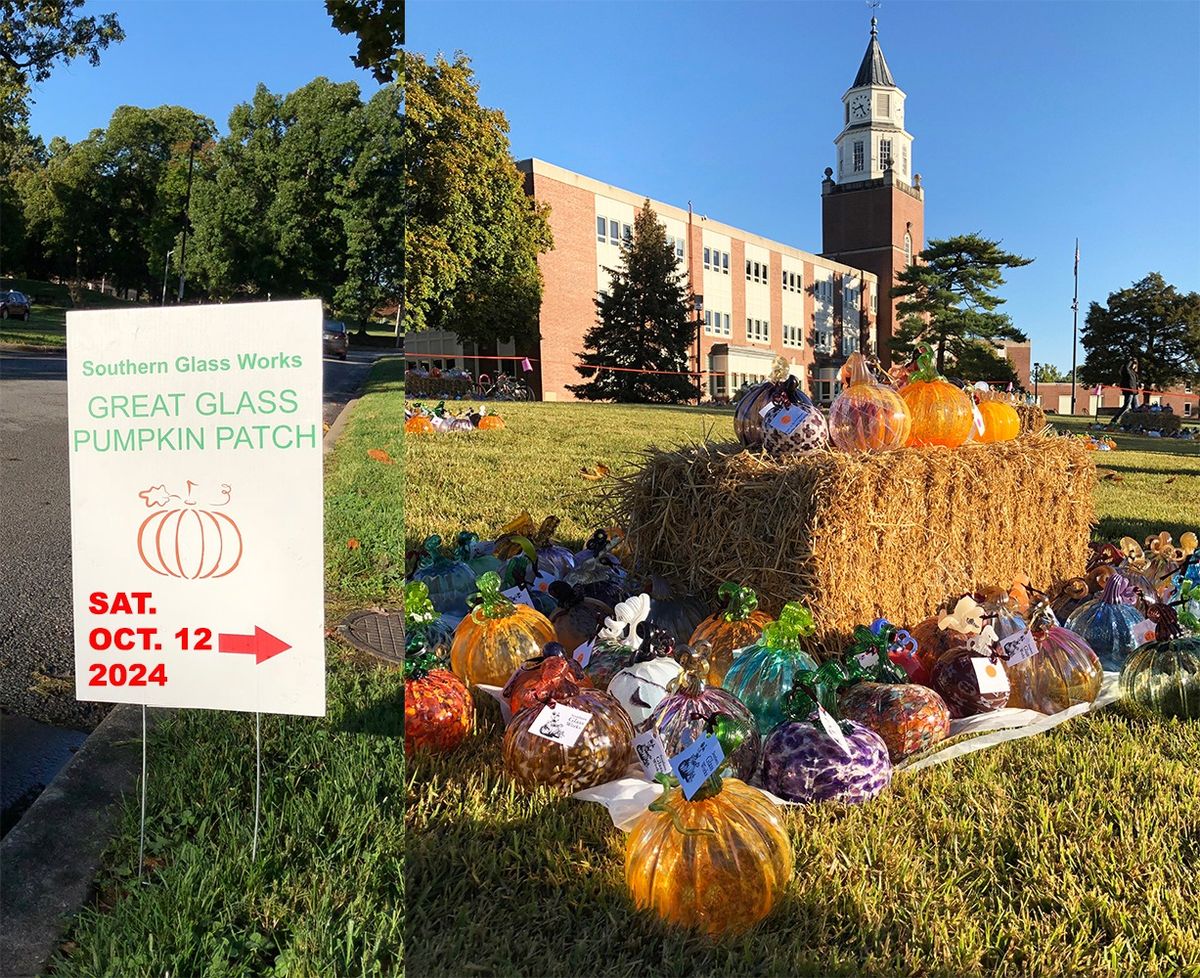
[520,357,533,372]
[1094,384,1102,396]
[1006,381,1013,393]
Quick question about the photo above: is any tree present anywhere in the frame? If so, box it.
[946,340,1022,390]
[326,0,403,82]
[1035,364,1071,383]
[403,52,553,347]
[569,200,700,404]
[0,0,124,132]
[1079,273,1200,392]
[891,233,1033,374]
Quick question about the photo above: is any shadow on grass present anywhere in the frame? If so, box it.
[1094,515,1198,543]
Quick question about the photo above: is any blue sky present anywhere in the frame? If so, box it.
[407,0,1200,373]
[27,1,381,143]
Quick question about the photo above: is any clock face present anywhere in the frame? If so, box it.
[851,96,869,120]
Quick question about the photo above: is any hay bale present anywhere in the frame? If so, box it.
[615,437,1094,656]
[1015,403,1046,435]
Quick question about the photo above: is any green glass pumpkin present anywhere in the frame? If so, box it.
[1119,604,1200,720]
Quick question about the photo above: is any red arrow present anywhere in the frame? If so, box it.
[218,627,291,665]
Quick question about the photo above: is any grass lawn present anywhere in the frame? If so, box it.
[404,401,1200,978]
[47,361,405,978]
[0,278,135,348]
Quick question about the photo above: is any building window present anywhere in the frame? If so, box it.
[814,329,832,353]
[902,144,908,176]
[596,216,606,242]
[704,247,711,269]
[722,252,729,274]
[622,223,632,243]
[746,259,752,279]
[903,232,913,266]
[871,290,878,314]
[1184,402,1193,416]
[723,313,730,335]
[877,92,890,117]
[842,331,860,356]
[845,103,850,125]
[676,239,684,260]
[609,219,619,245]
[853,141,864,172]
[881,138,892,168]
[746,318,769,343]
[784,323,802,348]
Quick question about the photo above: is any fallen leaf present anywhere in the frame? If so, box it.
[1164,477,1176,485]
[347,538,360,550]
[579,468,603,481]
[367,449,395,464]
[596,463,611,476]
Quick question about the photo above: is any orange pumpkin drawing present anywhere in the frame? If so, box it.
[137,507,242,579]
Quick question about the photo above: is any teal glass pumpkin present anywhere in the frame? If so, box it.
[1119,606,1200,720]
[454,531,503,578]
[411,534,476,618]
[721,602,820,733]
[1065,572,1147,672]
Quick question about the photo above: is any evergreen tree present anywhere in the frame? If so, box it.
[946,339,1022,390]
[569,200,700,404]
[891,233,1033,373]
[1078,273,1200,392]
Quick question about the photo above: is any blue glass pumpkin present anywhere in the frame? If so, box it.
[411,535,476,618]
[721,603,820,733]
[1065,572,1147,671]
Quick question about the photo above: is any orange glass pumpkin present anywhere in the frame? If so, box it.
[477,414,505,430]
[688,582,773,685]
[501,642,594,716]
[404,652,474,753]
[827,352,911,452]
[899,347,973,448]
[976,399,1020,443]
[405,414,435,435]
[450,571,557,687]
[503,682,634,792]
[625,775,793,936]
[547,581,612,653]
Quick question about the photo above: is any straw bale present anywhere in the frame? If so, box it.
[614,437,1094,657]
[1014,403,1046,435]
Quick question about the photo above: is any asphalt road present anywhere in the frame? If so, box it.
[0,346,380,729]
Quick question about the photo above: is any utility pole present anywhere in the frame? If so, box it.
[1033,361,1040,404]
[161,249,174,306]
[688,201,701,406]
[1070,238,1079,414]
[177,139,201,302]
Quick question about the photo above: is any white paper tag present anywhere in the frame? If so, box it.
[501,586,534,608]
[758,401,776,419]
[999,628,1040,667]
[572,639,594,668]
[971,657,1010,695]
[632,729,672,779]
[532,571,558,593]
[529,703,593,747]
[816,704,853,757]
[973,403,985,435]
[669,733,725,800]
[1130,618,1157,648]
[855,650,880,669]
[767,405,809,434]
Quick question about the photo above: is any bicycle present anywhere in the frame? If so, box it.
[482,374,535,401]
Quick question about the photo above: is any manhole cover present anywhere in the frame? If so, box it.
[339,610,404,664]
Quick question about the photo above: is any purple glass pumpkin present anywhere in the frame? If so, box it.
[1065,572,1147,672]
[759,717,892,805]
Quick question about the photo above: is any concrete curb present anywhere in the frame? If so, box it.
[0,344,65,356]
[0,704,163,978]
[323,397,358,455]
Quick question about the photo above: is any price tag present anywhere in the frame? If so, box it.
[529,703,593,747]
[816,705,853,757]
[632,729,672,779]
[971,657,1010,695]
[501,586,535,608]
[669,733,725,800]
[767,405,810,434]
[572,639,594,668]
[1130,618,1157,648]
[532,571,557,593]
[758,401,777,419]
[999,627,1040,667]
[855,650,880,669]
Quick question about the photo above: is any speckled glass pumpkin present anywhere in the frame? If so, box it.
[646,645,762,779]
[503,685,634,792]
[837,682,950,762]
[734,378,786,449]
[501,642,594,716]
[1119,606,1200,720]
[688,583,773,686]
[1006,602,1102,714]
[827,352,912,452]
[547,581,612,653]
[760,379,830,455]
[899,347,974,448]
[404,655,474,753]
[932,648,1010,719]
[411,534,477,618]
[644,575,710,644]
[976,399,1020,443]
[759,715,892,805]
[1065,572,1147,671]
[625,777,793,936]
[449,572,558,687]
[721,603,820,732]
[583,638,635,690]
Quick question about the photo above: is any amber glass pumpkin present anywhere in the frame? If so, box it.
[688,582,774,685]
[899,347,974,448]
[1005,600,1102,714]
[827,352,911,452]
[625,775,793,937]
[547,581,612,653]
[501,642,594,716]
[477,414,505,430]
[450,571,557,687]
[976,399,1020,443]
[503,683,634,792]
[1119,605,1200,720]
[405,414,434,435]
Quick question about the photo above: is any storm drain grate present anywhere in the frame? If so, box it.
[339,610,404,664]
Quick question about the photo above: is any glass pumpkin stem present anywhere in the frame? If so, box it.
[717,582,759,623]
[911,343,941,382]
[404,580,440,630]
[404,648,441,680]
[761,602,816,650]
[469,571,516,620]
[649,774,718,833]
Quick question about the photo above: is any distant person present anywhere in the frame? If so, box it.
[1117,356,1141,419]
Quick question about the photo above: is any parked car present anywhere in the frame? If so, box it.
[1,291,31,321]
[323,319,348,360]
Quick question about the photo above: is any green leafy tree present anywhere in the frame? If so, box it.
[1079,273,1200,392]
[0,0,124,132]
[1035,363,1071,383]
[945,340,1022,390]
[0,123,45,275]
[569,200,700,404]
[326,0,403,82]
[403,52,553,347]
[891,233,1033,374]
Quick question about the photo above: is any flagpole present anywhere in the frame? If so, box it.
[1070,238,1079,414]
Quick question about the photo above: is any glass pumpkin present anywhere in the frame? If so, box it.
[931,638,1010,719]
[501,641,594,717]
[498,550,558,617]
[908,595,989,686]
[547,581,612,653]
[646,644,762,780]
[1119,605,1200,720]
[411,534,477,618]
[607,629,686,730]
[404,650,474,754]
[453,531,502,578]
[721,602,820,732]
[978,590,1027,641]
[584,593,651,688]
[1065,572,1148,671]
[405,414,434,435]
[899,347,974,448]
[688,582,774,686]
[476,414,505,430]
[404,580,456,657]
[733,362,794,449]
[976,399,1020,443]
[760,379,830,455]
[644,575,710,644]
[1006,601,1102,714]
[827,352,911,452]
[449,571,558,687]
[503,684,634,793]
[1051,577,1093,623]
[625,776,793,937]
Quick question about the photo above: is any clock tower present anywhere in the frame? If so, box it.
[821,17,924,368]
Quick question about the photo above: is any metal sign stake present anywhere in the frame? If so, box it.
[252,711,262,861]
[137,704,147,880]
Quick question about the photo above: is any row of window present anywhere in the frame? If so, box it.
[666,235,685,260]
[597,215,631,246]
[747,317,769,343]
[783,271,801,293]
[746,260,768,284]
[704,247,730,274]
[704,310,732,337]
[849,139,908,174]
